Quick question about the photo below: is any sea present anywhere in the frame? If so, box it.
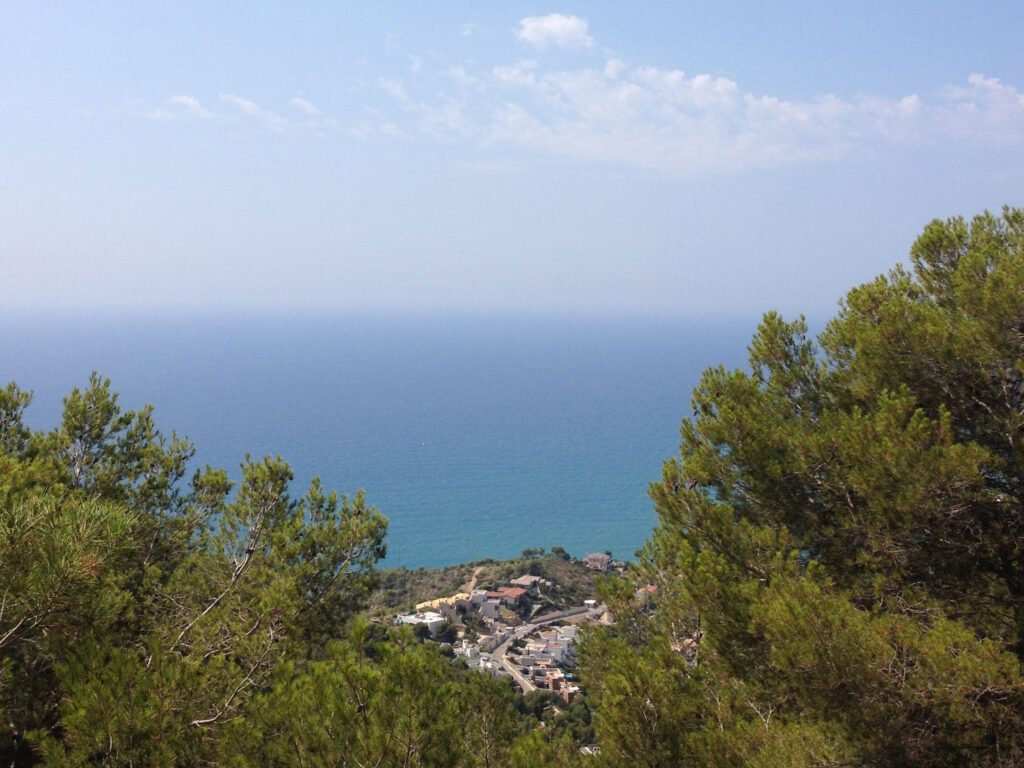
[1,311,754,569]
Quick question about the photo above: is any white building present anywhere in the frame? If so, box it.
[479,599,502,620]
[453,639,480,659]
[395,611,446,636]
[584,552,612,572]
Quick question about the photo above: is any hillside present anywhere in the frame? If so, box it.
[3,208,1024,766]
[366,551,612,617]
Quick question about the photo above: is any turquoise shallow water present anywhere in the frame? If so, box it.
[1,311,753,568]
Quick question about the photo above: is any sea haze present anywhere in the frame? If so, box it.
[2,311,755,568]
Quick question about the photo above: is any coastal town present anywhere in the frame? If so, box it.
[392,552,620,699]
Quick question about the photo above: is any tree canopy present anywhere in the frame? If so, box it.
[0,374,390,765]
[583,207,1024,766]
[0,375,582,767]
[4,207,1024,766]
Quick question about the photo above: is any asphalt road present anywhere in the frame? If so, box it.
[491,604,606,693]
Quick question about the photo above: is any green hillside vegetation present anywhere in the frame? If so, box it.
[2,207,1023,766]
[583,206,1024,766]
[369,563,477,615]
[368,553,604,617]
[0,376,585,767]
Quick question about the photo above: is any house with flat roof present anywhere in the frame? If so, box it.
[584,552,612,572]
[510,574,542,590]
[395,611,446,636]
[479,599,502,620]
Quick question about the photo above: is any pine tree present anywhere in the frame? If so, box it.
[0,375,388,766]
[583,207,1024,766]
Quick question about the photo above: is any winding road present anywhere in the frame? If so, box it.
[491,604,606,693]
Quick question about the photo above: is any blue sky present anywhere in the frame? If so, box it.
[3,2,1022,320]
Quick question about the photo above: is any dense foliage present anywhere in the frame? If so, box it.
[4,207,1023,766]
[582,207,1024,766]
[0,376,590,767]
[0,374,391,765]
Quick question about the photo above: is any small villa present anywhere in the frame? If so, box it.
[583,552,612,572]
[509,574,542,590]
[395,611,446,636]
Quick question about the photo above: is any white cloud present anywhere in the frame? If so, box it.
[409,55,422,75]
[378,77,412,105]
[462,23,478,37]
[417,98,470,137]
[145,64,1023,174]
[443,67,481,89]
[220,93,288,132]
[517,14,594,50]
[291,97,320,116]
[145,93,338,136]
[935,73,1024,142]
[604,59,624,80]
[220,93,260,115]
[348,124,372,140]
[168,95,213,118]
[374,57,1024,174]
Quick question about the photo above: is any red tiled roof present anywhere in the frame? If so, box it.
[486,586,527,599]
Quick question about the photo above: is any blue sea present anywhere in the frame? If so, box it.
[1,311,753,568]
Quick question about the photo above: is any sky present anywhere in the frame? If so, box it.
[3,1,1023,321]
